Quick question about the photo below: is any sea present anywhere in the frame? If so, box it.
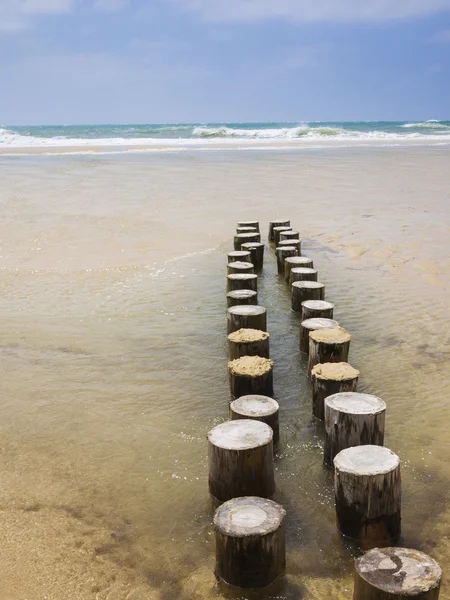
[0,124,449,599]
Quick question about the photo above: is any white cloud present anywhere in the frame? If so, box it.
[93,0,129,12]
[429,28,450,43]
[0,0,75,31]
[166,0,450,22]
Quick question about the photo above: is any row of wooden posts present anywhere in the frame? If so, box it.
[207,219,442,598]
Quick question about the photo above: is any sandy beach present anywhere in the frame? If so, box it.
[0,145,449,599]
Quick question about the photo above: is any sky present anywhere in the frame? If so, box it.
[1,0,450,124]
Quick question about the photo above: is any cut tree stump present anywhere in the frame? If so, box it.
[275,246,298,273]
[230,394,279,445]
[280,230,300,241]
[308,326,351,377]
[228,328,270,360]
[234,232,261,250]
[300,317,339,354]
[227,261,255,275]
[311,362,359,420]
[227,290,258,307]
[227,273,258,293]
[279,239,301,254]
[334,445,401,548]
[228,250,251,263]
[289,267,318,287]
[214,496,286,588]
[273,226,292,246]
[292,281,325,312]
[241,242,265,270]
[301,300,334,321]
[268,219,290,242]
[228,355,274,398]
[208,420,275,501]
[284,256,313,282]
[227,305,267,334]
[353,547,442,600]
[324,392,386,466]
[238,220,260,232]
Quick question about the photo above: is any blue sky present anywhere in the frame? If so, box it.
[1,0,449,124]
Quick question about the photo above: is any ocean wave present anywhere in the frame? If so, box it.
[192,125,348,139]
[401,120,450,130]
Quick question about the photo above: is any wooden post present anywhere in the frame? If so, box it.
[238,220,260,232]
[353,547,442,600]
[300,317,339,354]
[230,395,279,445]
[268,219,290,242]
[289,267,318,288]
[284,256,313,282]
[227,261,255,275]
[214,496,285,588]
[236,226,258,234]
[234,232,261,250]
[301,299,334,321]
[279,239,301,254]
[228,356,274,398]
[311,362,359,420]
[279,230,300,241]
[241,242,265,270]
[273,226,292,246]
[208,420,275,501]
[334,445,401,548]
[226,273,258,293]
[275,245,298,273]
[228,328,270,360]
[308,326,351,377]
[227,305,267,334]
[291,281,325,312]
[324,392,386,466]
[228,250,251,263]
[227,290,257,307]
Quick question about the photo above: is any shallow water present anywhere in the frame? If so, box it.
[0,147,449,599]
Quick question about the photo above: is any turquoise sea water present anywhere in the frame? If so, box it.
[1,120,450,147]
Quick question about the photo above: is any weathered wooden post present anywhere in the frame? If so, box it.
[208,420,275,501]
[284,256,313,282]
[227,305,267,334]
[275,245,298,273]
[228,356,274,398]
[311,362,359,420]
[241,242,265,270]
[214,496,286,588]
[228,328,270,359]
[289,267,318,287]
[292,281,325,311]
[334,445,401,548]
[301,299,334,321]
[353,547,442,600]
[230,395,279,445]
[279,230,300,241]
[228,250,251,263]
[324,392,386,466]
[227,290,257,307]
[308,326,351,377]
[238,220,260,232]
[227,261,254,275]
[273,226,292,246]
[299,317,339,354]
[279,239,301,254]
[234,232,261,250]
[268,219,290,242]
[236,226,258,234]
[226,273,258,293]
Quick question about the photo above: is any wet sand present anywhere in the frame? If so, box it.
[0,146,449,599]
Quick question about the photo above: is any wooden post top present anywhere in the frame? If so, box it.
[276,245,297,252]
[326,392,385,415]
[227,261,254,270]
[311,362,359,381]
[292,281,324,290]
[227,290,257,301]
[235,232,260,240]
[279,239,301,247]
[285,256,312,266]
[241,241,265,249]
[231,395,279,417]
[302,317,339,331]
[228,356,274,377]
[214,496,285,537]
[228,250,251,259]
[228,305,266,317]
[290,267,317,275]
[334,445,399,475]
[237,221,259,227]
[208,419,273,450]
[227,273,258,282]
[273,225,291,231]
[228,328,269,343]
[310,325,351,343]
[355,547,442,596]
[269,219,290,225]
[302,299,334,310]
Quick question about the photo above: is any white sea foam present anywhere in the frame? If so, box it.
[401,120,450,130]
